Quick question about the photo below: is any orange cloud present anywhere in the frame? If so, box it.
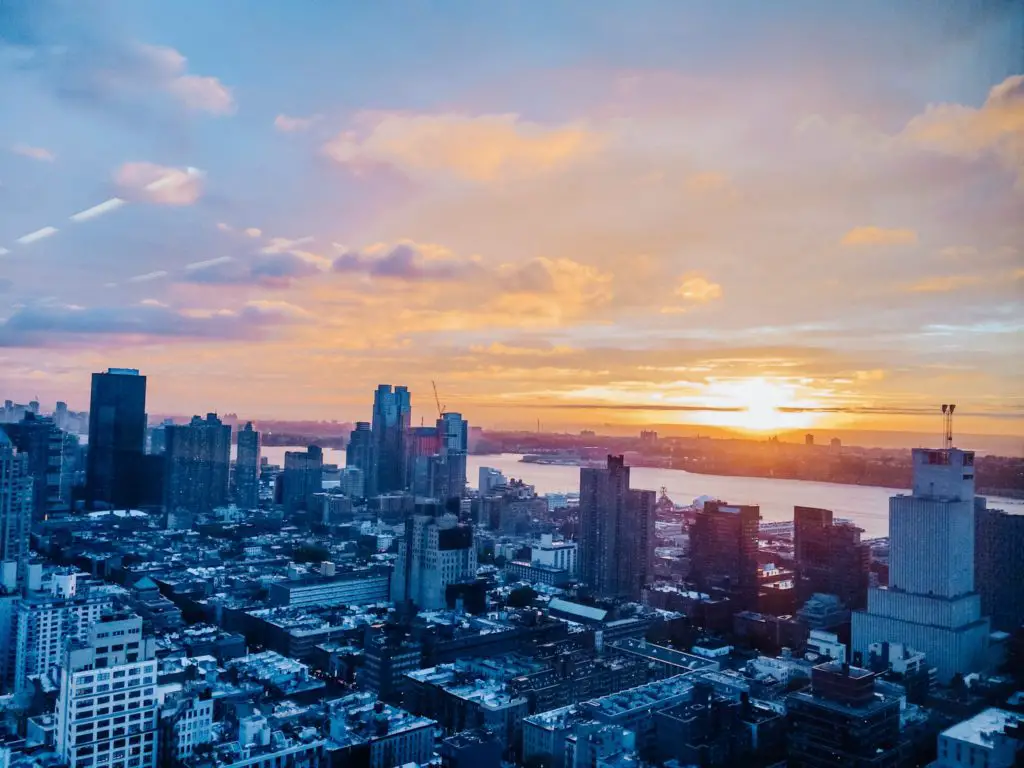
[114,162,204,205]
[905,274,983,293]
[323,112,602,181]
[675,274,723,302]
[841,226,918,246]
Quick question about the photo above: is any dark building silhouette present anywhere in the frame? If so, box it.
[282,445,323,513]
[689,501,760,610]
[346,422,373,498]
[794,506,870,610]
[164,414,231,517]
[371,384,411,496]
[1,413,77,519]
[976,500,1024,633]
[787,662,905,768]
[579,456,656,600]
[86,368,147,509]
[0,431,32,579]
[233,421,261,510]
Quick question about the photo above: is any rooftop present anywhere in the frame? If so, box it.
[942,708,1024,749]
[583,675,694,717]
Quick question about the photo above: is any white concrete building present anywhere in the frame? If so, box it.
[478,467,506,494]
[392,511,476,610]
[532,534,578,575]
[55,613,159,768]
[852,448,990,684]
[933,708,1023,767]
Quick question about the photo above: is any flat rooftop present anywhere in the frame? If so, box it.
[942,708,1024,749]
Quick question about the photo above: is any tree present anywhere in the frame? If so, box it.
[507,585,537,608]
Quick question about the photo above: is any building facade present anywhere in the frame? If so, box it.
[86,368,147,509]
[164,414,232,518]
[578,456,655,600]
[281,445,323,514]
[346,422,373,498]
[393,507,477,610]
[689,501,760,610]
[233,421,261,510]
[852,447,991,684]
[975,502,1024,633]
[370,385,411,496]
[794,506,870,610]
[0,432,31,581]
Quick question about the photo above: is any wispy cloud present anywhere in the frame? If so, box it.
[11,144,55,162]
[841,226,919,246]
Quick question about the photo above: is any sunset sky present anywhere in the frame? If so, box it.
[1,1,1022,437]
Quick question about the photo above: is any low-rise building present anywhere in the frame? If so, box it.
[933,708,1023,768]
[328,692,436,768]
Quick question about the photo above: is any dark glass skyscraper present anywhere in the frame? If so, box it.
[86,368,147,509]
[433,412,468,501]
[794,506,870,610]
[975,500,1024,633]
[282,445,323,513]
[346,422,372,499]
[234,421,261,510]
[370,385,411,496]
[164,414,231,517]
[578,455,655,600]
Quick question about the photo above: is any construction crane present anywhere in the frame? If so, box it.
[431,380,446,419]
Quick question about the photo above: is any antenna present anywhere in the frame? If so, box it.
[431,380,445,419]
[941,403,956,449]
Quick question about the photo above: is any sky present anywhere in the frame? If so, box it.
[0,0,1022,437]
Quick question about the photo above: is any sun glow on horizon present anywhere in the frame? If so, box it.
[694,376,822,433]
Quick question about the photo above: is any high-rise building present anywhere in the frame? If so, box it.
[1,413,78,519]
[975,501,1024,633]
[55,612,159,768]
[578,456,656,600]
[371,385,411,496]
[164,414,231,518]
[393,503,477,610]
[478,467,506,495]
[433,412,468,501]
[281,445,323,513]
[852,447,990,684]
[12,570,113,692]
[786,661,905,768]
[233,421,261,510]
[346,422,373,498]
[86,368,147,509]
[689,501,760,610]
[0,432,31,581]
[794,506,870,610]
[407,425,440,497]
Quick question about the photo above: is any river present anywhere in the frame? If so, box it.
[254,448,1023,539]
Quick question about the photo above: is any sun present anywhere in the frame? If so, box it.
[694,377,820,433]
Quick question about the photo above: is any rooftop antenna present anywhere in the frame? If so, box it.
[941,403,956,449]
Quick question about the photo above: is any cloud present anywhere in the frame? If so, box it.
[244,227,262,238]
[840,226,919,246]
[675,275,723,303]
[11,143,55,162]
[334,242,482,281]
[0,300,304,347]
[903,74,1024,180]
[323,112,602,181]
[183,252,325,289]
[114,162,204,205]
[905,274,984,293]
[275,114,320,132]
[165,73,235,115]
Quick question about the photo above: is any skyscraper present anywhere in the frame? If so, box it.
[0,432,31,579]
[393,502,477,610]
[86,368,147,509]
[578,456,655,600]
[433,412,468,501]
[282,445,323,513]
[689,501,761,610]
[852,447,991,684]
[794,506,870,610]
[1,413,77,519]
[346,422,373,498]
[164,414,231,518]
[370,385,411,496]
[975,501,1024,633]
[55,612,159,768]
[406,425,440,497]
[234,421,261,510]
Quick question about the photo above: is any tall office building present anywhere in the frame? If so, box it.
[86,368,147,509]
[786,661,905,767]
[233,421,261,510]
[578,456,656,600]
[689,501,761,610]
[794,506,870,610]
[282,445,323,513]
[433,412,468,501]
[0,432,32,579]
[1,413,78,519]
[164,414,231,517]
[55,612,159,768]
[406,426,440,497]
[392,503,477,610]
[852,448,990,684]
[370,385,411,496]
[975,501,1024,633]
[346,422,373,498]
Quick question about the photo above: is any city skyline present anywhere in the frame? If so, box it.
[2,2,1023,438]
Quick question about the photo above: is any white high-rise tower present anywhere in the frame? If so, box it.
[852,446,991,684]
